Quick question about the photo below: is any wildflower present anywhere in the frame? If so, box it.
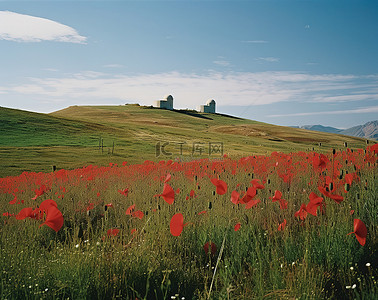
[272,190,288,209]
[107,228,120,237]
[75,244,79,248]
[278,219,287,231]
[366,262,371,267]
[294,203,308,220]
[234,223,241,231]
[347,219,367,246]
[170,213,188,236]
[156,183,175,205]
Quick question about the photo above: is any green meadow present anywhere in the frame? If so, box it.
[0,105,370,177]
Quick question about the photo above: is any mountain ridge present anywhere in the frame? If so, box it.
[293,121,377,140]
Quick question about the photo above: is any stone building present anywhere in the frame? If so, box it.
[154,95,174,110]
[198,99,216,113]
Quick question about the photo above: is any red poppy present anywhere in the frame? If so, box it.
[160,183,175,205]
[204,241,217,256]
[350,210,355,215]
[278,219,287,231]
[125,204,136,215]
[251,179,265,190]
[86,202,95,211]
[318,186,344,204]
[105,203,113,208]
[9,195,18,205]
[130,228,137,235]
[2,212,14,217]
[189,189,196,198]
[245,198,261,209]
[39,199,58,210]
[272,190,288,209]
[15,207,33,220]
[234,223,241,231]
[198,210,207,215]
[240,187,257,204]
[345,173,354,185]
[294,204,308,220]
[312,153,329,171]
[107,228,120,237]
[30,207,44,220]
[34,184,48,197]
[164,174,172,183]
[170,213,187,236]
[118,188,129,197]
[210,178,228,195]
[306,192,323,216]
[39,205,64,232]
[348,219,367,246]
[230,190,240,205]
[132,210,144,220]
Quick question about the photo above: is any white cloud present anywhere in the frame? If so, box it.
[256,57,279,62]
[213,60,231,67]
[103,64,124,69]
[268,106,378,118]
[313,94,378,102]
[1,71,377,110]
[0,11,87,43]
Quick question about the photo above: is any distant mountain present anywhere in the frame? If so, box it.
[296,121,378,140]
[300,125,342,134]
[340,121,378,140]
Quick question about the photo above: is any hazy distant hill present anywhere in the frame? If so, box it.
[295,121,378,140]
[300,125,342,134]
[340,121,378,140]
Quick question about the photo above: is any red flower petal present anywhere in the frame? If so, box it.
[125,204,136,215]
[40,206,64,232]
[245,198,260,209]
[107,228,120,237]
[170,213,184,236]
[132,210,144,220]
[211,178,227,195]
[15,207,33,220]
[278,219,287,231]
[164,173,172,183]
[161,183,175,205]
[352,219,367,246]
[230,190,240,205]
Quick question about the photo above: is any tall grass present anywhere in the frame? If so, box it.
[0,148,377,299]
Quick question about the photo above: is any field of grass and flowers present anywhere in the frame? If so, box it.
[1,144,377,299]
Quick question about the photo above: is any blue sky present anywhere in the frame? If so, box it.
[0,0,377,128]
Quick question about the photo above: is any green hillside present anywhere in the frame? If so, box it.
[0,104,370,177]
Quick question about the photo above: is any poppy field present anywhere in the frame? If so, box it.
[1,144,377,299]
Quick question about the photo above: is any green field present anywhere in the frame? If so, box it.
[0,105,370,177]
[0,105,377,299]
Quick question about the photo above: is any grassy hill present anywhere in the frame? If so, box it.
[0,104,371,177]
